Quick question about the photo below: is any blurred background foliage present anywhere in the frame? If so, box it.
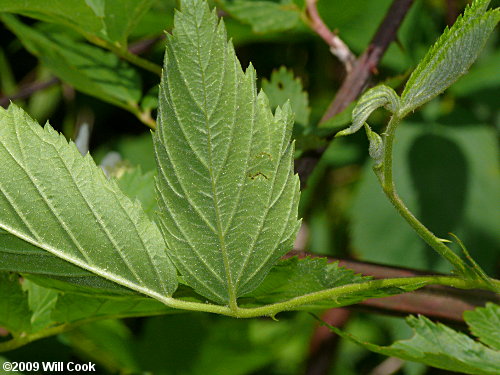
[0,0,498,374]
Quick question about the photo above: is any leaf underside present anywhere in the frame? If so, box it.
[0,105,178,299]
[400,0,500,115]
[154,0,300,304]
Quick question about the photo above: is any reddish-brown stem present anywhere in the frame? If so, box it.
[305,0,355,72]
[296,0,415,186]
[306,308,351,375]
[321,0,414,123]
[0,77,60,108]
[128,35,165,55]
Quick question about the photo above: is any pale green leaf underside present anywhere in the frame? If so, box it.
[400,0,500,115]
[324,311,500,375]
[0,105,177,299]
[154,0,300,304]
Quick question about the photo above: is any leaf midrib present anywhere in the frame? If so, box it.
[196,20,238,308]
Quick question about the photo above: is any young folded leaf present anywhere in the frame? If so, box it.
[399,0,500,116]
[154,0,300,306]
[336,84,400,137]
[0,105,178,299]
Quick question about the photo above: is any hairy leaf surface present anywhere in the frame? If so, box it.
[154,0,300,304]
[399,0,500,115]
[336,84,400,137]
[0,105,178,299]
[323,309,500,374]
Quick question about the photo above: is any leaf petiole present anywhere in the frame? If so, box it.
[376,115,471,277]
[157,275,496,318]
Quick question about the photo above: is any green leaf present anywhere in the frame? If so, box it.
[0,229,91,277]
[242,257,423,309]
[242,257,368,306]
[321,310,500,375]
[86,0,156,48]
[51,293,173,323]
[0,104,178,300]
[261,66,310,126]
[219,0,302,33]
[115,168,157,218]
[1,15,142,109]
[0,273,32,335]
[24,273,136,297]
[464,303,500,350]
[22,279,58,332]
[154,0,300,305]
[0,0,155,49]
[61,320,140,374]
[0,229,136,296]
[336,84,400,137]
[399,0,500,115]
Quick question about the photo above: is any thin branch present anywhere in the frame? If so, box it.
[305,0,355,72]
[306,308,351,375]
[296,0,415,186]
[128,35,165,55]
[321,0,414,123]
[0,77,60,108]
